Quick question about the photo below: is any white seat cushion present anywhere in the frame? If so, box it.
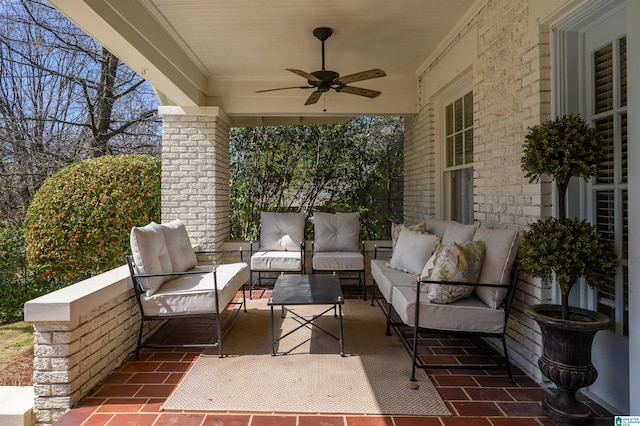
[371,259,416,303]
[140,263,249,316]
[161,219,197,273]
[260,212,306,251]
[130,222,173,296]
[251,250,303,272]
[312,251,364,271]
[313,212,360,252]
[392,284,505,334]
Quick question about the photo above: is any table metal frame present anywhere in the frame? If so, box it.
[267,273,345,356]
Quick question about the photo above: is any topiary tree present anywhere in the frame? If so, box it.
[520,114,617,319]
[24,155,161,283]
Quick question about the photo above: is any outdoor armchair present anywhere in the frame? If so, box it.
[311,212,366,298]
[249,212,306,298]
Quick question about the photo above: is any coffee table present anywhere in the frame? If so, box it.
[268,273,345,356]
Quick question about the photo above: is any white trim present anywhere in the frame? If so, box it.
[416,0,486,76]
[432,70,473,220]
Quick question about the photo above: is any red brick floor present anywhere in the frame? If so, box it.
[54,289,614,426]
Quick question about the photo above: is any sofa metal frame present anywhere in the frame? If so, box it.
[126,249,247,360]
[406,263,521,383]
[371,246,521,383]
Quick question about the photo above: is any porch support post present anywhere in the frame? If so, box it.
[158,106,231,249]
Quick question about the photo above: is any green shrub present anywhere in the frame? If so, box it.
[0,221,27,278]
[23,155,161,283]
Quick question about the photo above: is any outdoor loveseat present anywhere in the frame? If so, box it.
[371,219,520,382]
[127,219,249,358]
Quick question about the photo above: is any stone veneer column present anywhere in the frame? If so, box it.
[158,106,231,249]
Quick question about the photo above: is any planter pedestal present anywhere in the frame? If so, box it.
[525,304,611,426]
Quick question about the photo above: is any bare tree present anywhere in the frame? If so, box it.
[0,0,161,223]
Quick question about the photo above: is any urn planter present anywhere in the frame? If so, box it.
[525,304,611,425]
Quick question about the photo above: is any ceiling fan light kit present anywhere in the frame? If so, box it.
[256,27,386,105]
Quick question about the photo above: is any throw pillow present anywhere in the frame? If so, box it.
[425,240,485,304]
[161,219,197,273]
[391,221,426,249]
[388,228,440,275]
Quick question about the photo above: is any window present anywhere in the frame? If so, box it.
[444,92,474,223]
[589,36,628,335]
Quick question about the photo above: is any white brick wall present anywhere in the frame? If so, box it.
[404,0,555,382]
[161,108,231,250]
[25,267,155,425]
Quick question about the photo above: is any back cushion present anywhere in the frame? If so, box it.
[426,219,477,244]
[313,212,360,252]
[161,219,197,272]
[260,212,306,251]
[130,222,173,296]
[472,226,519,309]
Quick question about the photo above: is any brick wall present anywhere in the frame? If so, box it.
[25,266,157,425]
[404,0,556,382]
[160,107,232,250]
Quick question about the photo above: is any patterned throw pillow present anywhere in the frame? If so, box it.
[425,240,485,304]
[391,221,426,249]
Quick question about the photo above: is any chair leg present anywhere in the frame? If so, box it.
[371,286,376,306]
[242,284,247,313]
[216,311,224,358]
[361,270,366,300]
[249,270,253,299]
[135,318,144,360]
[502,335,514,383]
[410,323,419,382]
[386,303,393,336]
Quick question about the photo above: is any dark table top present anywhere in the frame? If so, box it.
[268,274,343,306]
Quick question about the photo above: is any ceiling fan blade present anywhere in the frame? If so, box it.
[255,86,314,93]
[335,69,386,85]
[305,91,323,105]
[287,68,322,83]
[335,86,381,98]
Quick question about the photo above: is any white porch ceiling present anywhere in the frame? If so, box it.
[48,0,480,125]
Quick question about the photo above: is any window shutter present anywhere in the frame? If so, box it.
[593,43,613,114]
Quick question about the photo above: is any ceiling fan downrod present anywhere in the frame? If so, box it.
[313,27,332,71]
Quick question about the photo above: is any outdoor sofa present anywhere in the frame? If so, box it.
[127,219,249,358]
[371,219,520,382]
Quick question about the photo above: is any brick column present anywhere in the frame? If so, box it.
[158,106,231,249]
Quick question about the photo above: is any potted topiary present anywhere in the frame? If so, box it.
[520,114,618,425]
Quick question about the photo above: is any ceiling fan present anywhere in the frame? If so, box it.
[256,27,386,105]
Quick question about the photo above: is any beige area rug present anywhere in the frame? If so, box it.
[163,298,451,416]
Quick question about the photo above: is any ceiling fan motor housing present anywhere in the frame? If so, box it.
[310,70,340,85]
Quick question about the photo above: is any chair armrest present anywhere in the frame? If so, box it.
[374,244,392,259]
[195,248,244,263]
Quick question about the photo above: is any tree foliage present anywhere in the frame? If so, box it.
[0,0,161,224]
[23,155,161,283]
[520,217,617,296]
[230,117,403,241]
